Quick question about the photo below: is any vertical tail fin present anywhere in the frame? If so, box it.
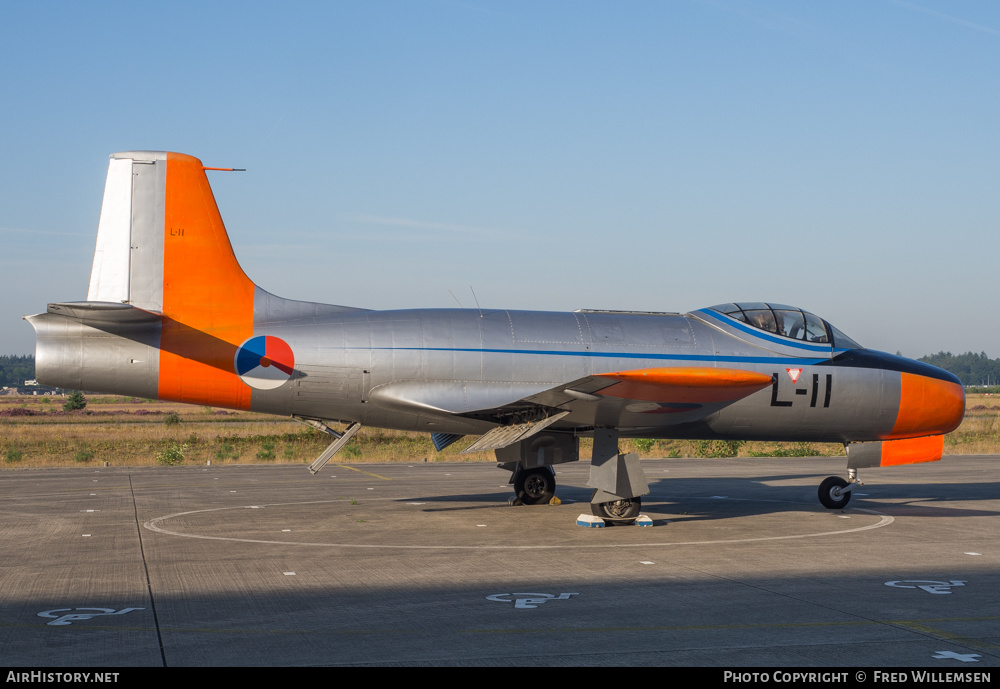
[35,151,361,408]
[88,151,256,320]
[88,151,257,408]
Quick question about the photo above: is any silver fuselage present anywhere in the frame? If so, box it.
[29,295,934,444]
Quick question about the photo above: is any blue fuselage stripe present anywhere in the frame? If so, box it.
[364,347,825,367]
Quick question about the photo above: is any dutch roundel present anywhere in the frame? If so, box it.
[234,336,295,390]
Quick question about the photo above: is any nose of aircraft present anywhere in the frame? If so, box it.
[888,361,966,439]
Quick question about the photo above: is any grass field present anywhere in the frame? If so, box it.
[1,393,997,468]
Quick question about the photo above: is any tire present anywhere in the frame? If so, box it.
[591,496,642,524]
[514,467,555,505]
[818,476,851,509]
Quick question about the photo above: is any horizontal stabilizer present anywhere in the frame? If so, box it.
[46,302,162,325]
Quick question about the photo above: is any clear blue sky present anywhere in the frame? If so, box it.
[1,0,997,358]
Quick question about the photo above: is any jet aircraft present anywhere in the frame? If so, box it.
[26,152,966,524]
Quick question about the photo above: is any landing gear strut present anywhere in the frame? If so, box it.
[586,430,650,525]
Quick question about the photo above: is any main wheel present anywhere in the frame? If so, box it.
[514,467,555,505]
[818,476,851,509]
[591,496,642,524]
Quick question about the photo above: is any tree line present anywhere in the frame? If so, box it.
[918,351,1000,387]
[0,355,35,387]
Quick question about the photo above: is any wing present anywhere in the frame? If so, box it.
[517,365,773,426]
[464,366,773,452]
[370,366,774,451]
[590,366,774,405]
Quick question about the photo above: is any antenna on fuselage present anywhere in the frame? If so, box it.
[448,289,464,308]
[470,286,483,318]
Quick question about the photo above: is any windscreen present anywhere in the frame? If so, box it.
[708,303,862,349]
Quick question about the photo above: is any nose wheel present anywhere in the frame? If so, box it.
[818,476,851,509]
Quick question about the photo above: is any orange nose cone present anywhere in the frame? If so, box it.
[889,373,966,439]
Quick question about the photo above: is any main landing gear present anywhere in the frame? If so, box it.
[498,429,650,524]
[818,469,861,509]
[586,430,650,525]
[513,466,556,505]
[591,494,642,523]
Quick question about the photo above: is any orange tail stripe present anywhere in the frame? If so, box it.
[157,153,255,408]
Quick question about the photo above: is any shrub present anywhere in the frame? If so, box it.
[156,442,187,466]
[215,441,240,461]
[74,445,95,463]
[693,440,746,458]
[256,440,276,461]
[63,391,87,411]
[749,443,818,458]
[4,446,23,463]
[633,438,655,453]
[164,412,181,426]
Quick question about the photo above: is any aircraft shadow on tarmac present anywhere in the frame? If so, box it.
[399,472,1000,522]
[7,565,1000,667]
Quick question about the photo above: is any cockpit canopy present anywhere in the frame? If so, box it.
[708,303,862,349]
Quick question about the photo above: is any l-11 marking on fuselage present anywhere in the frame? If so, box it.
[26,152,966,523]
[770,373,832,408]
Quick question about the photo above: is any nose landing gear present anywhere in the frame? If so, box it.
[818,469,861,509]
